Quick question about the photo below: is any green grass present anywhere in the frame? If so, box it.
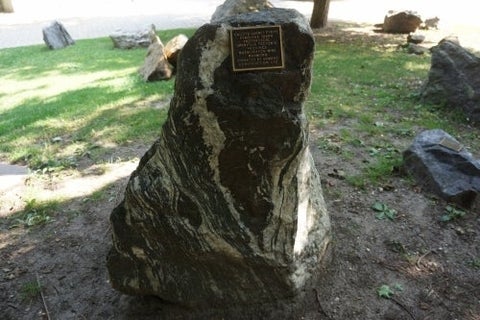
[0,28,195,170]
[1,27,478,187]
[307,40,479,187]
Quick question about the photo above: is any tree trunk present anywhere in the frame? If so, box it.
[310,0,330,29]
[0,0,14,13]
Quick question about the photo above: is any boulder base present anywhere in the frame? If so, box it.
[108,8,330,310]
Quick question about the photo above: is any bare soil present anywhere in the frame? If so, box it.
[1,23,479,320]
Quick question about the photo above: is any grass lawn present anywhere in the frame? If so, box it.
[0,28,195,171]
[0,27,478,183]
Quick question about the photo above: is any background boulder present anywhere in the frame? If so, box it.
[382,10,422,34]
[421,38,480,124]
[42,21,75,50]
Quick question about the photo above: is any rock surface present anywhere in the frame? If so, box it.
[407,33,425,44]
[138,27,172,81]
[403,129,480,209]
[110,28,150,49]
[211,0,273,23]
[42,21,75,50]
[164,34,188,68]
[108,8,330,310]
[421,38,480,124]
[382,10,422,34]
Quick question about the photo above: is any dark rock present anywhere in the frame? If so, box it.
[164,34,188,68]
[407,33,425,44]
[108,8,330,311]
[421,38,480,124]
[383,10,422,34]
[406,43,429,55]
[110,28,150,49]
[42,21,75,50]
[403,129,480,209]
[138,27,173,81]
[211,0,273,23]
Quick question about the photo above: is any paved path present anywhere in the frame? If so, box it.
[1,0,478,49]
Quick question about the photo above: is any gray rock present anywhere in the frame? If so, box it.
[407,33,425,44]
[403,129,480,209]
[42,21,75,50]
[109,28,150,49]
[420,16,440,30]
[138,27,172,81]
[108,8,330,311]
[421,38,480,124]
[383,10,422,34]
[211,0,273,23]
[406,43,429,55]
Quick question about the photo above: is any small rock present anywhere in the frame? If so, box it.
[110,28,150,49]
[403,129,480,209]
[42,21,75,50]
[407,33,425,44]
[406,43,429,55]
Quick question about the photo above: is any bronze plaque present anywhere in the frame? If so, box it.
[230,25,284,72]
[438,137,463,152]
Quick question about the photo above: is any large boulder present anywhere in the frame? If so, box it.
[421,38,480,124]
[211,0,273,23]
[403,129,480,209]
[108,8,331,313]
[382,10,422,34]
[42,21,75,50]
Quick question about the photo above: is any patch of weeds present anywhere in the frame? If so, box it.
[372,201,397,221]
[345,175,366,189]
[317,134,343,154]
[20,280,41,302]
[385,240,407,254]
[10,199,57,228]
[440,205,466,222]
[468,258,480,269]
[377,283,403,299]
[83,189,106,202]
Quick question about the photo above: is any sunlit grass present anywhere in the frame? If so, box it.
[0,28,195,169]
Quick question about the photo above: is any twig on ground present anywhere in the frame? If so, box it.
[416,250,432,269]
[390,296,416,320]
[36,272,51,320]
[313,288,332,319]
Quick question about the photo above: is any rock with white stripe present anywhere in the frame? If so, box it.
[107,8,330,311]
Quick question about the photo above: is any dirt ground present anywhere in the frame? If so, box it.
[1,23,479,320]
